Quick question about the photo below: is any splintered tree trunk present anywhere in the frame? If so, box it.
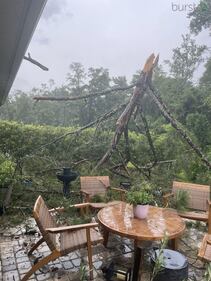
[95,54,159,169]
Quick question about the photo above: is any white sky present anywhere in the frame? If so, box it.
[11,0,210,94]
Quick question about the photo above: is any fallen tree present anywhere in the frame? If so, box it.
[31,54,211,175]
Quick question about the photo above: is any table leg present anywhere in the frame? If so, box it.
[132,245,142,281]
[103,229,109,247]
[169,238,178,250]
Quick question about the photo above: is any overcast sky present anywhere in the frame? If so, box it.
[11,0,210,94]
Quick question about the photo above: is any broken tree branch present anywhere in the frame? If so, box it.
[33,84,136,102]
[94,53,158,170]
[22,102,127,157]
[138,106,157,163]
[24,53,49,71]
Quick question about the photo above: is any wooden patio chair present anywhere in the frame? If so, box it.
[163,181,211,233]
[198,233,211,262]
[21,195,103,281]
[80,176,126,209]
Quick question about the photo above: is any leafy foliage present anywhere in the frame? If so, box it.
[151,234,168,281]
[165,34,206,83]
[203,262,211,281]
[0,154,15,187]
[126,190,154,205]
[126,182,154,205]
[189,0,211,35]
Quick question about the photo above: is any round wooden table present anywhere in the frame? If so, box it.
[98,202,186,281]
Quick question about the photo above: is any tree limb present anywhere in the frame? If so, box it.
[24,53,49,71]
[23,102,127,157]
[94,53,158,170]
[33,84,136,102]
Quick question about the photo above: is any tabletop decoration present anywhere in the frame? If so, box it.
[126,187,154,219]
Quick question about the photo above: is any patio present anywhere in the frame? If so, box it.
[0,218,207,281]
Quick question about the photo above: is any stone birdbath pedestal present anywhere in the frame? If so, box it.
[56,167,78,197]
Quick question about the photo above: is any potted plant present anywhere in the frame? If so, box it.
[126,189,154,219]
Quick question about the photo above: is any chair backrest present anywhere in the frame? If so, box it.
[172,181,210,211]
[33,195,58,251]
[80,176,110,198]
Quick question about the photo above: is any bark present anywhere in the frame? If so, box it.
[33,84,136,102]
[24,53,48,71]
[94,54,158,169]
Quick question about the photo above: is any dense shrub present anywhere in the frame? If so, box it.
[0,120,210,189]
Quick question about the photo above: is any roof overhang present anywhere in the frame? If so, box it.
[0,0,47,106]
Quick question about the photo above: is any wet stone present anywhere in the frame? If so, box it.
[1,258,15,267]
[2,264,17,272]
[62,261,74,270]
[0,248,13,255]
[50,263,63,270]
[17,261,31,274]
[39,245,49,253]
[71,258,81,267]
[93,260,103,270]
[68,252,78,260]
[15,250,28,258]
[36,272,51,281]
[1,253,15,260]
[2,270,19,281]
[16,256,30,263]
[59,256,71,262]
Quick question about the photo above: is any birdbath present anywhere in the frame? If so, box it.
[56,167,78,197]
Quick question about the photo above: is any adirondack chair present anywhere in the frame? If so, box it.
[21,196,103,281]
[80,176,126,209]
[163,181,211,233]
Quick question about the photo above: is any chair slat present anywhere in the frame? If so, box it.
[60,228,103,255]
[33,196,58,250]
[172,181,210,211]
[80,176,110,198]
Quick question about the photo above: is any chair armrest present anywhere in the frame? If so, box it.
[46,222,99,233]
[71,203,91,216]
[110,187,127,201]
[71,203,90,209]
[49,207,65,213]
[163,192,174,207]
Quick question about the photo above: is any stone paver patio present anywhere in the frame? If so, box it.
[0,219,207,281]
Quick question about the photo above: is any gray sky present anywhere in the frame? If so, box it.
[11,0,210,93]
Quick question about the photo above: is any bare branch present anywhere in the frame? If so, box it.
[24,53,49,71]
[135,107,157,163]
[33,84,136,102]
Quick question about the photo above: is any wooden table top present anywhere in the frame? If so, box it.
[98,202,185,241]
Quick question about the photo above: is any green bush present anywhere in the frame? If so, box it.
[0,154,15,187]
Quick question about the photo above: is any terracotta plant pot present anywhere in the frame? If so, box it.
[134,204,149,219]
